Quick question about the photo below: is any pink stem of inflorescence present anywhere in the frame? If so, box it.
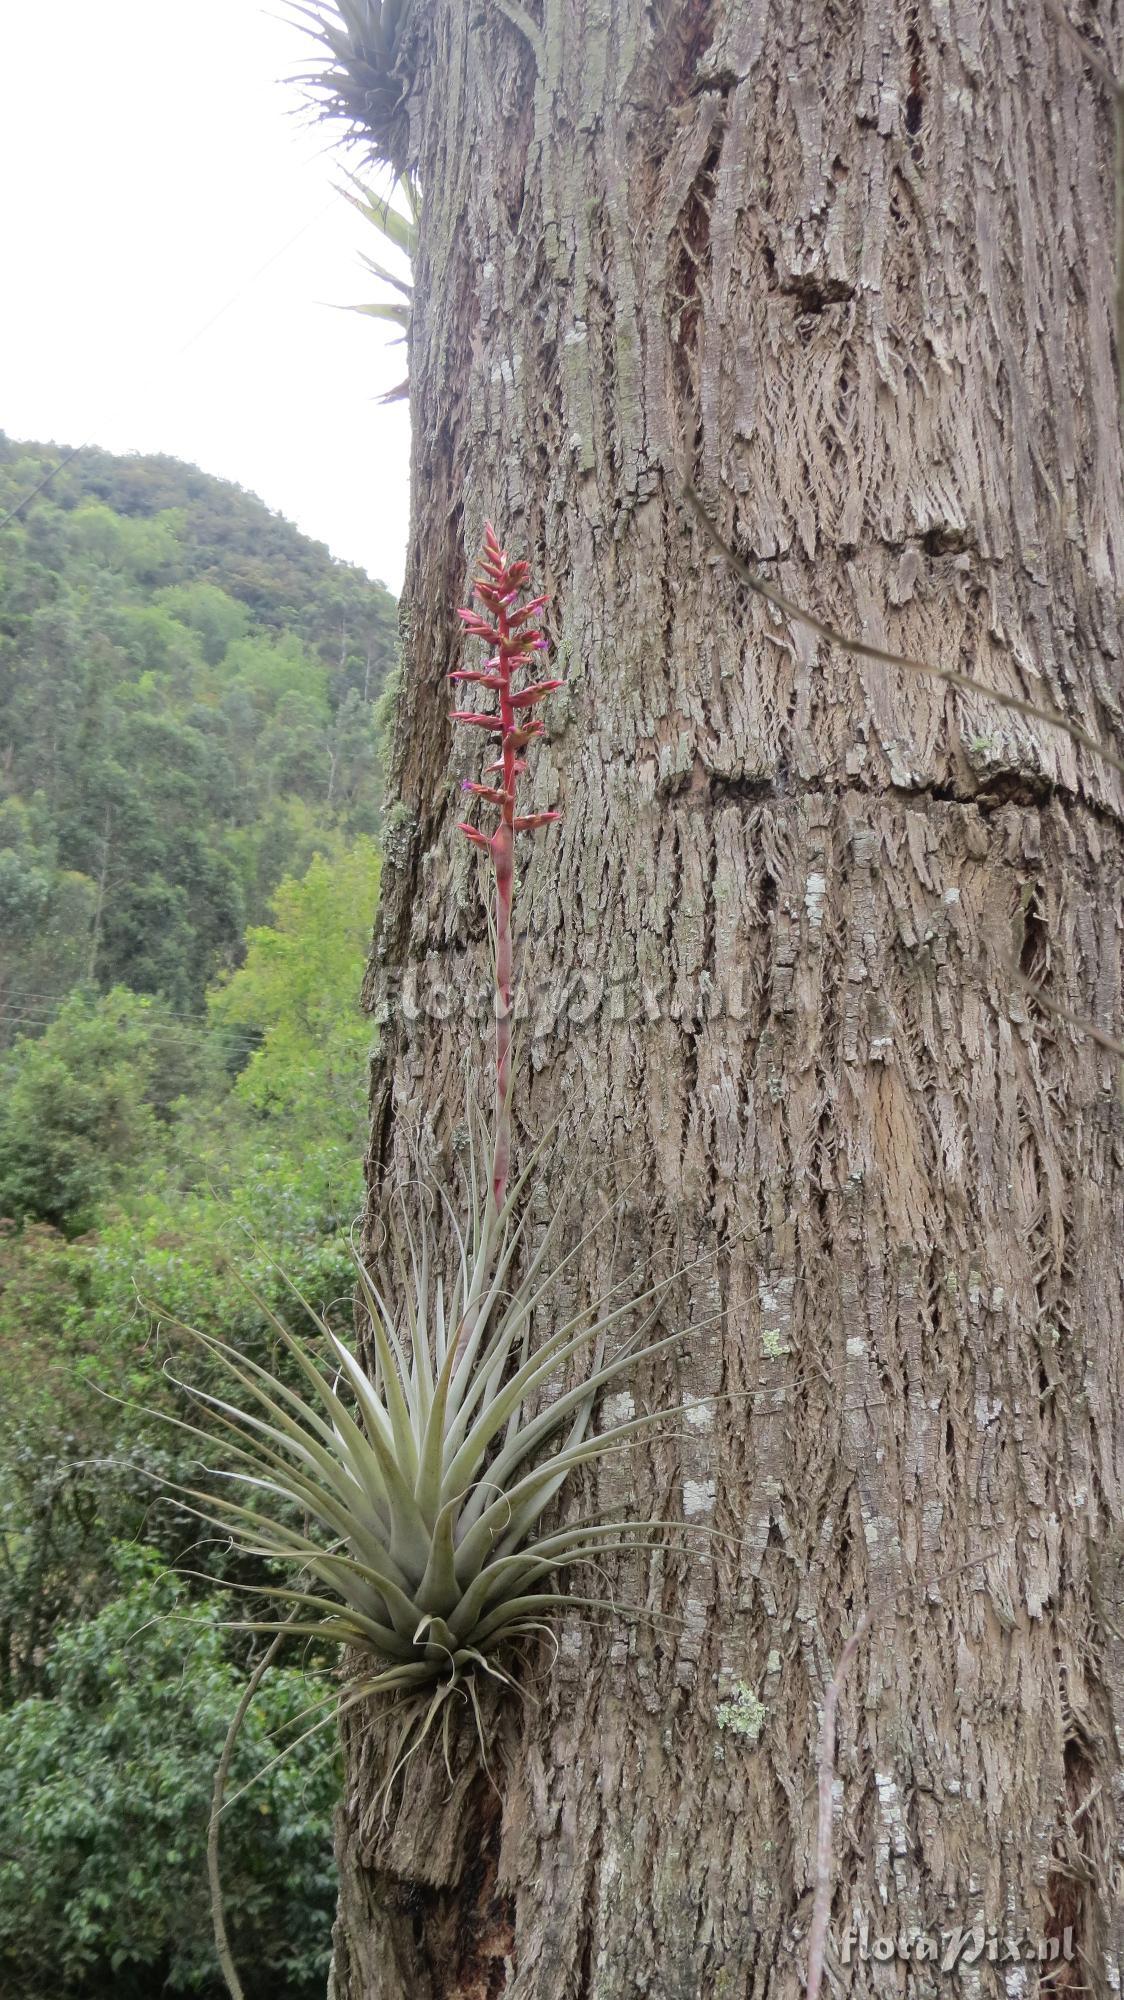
[450,524,562,1218]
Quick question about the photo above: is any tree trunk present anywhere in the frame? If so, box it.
[333,2,1124,1994]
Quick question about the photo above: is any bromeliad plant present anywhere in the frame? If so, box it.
[165,527,695,1799]
[292,1,413,174]
[337,169,419,404]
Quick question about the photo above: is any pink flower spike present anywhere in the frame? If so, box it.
[503,721,545,750]
[507,595,549,628]
[450,711,505,733]
[508,679,565,709]
[451,525,563,1238]
[456,613,503,643]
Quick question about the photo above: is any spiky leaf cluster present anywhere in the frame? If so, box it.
[169,1134,694,1780]
[291,2,413,172]
[338,169,419,403]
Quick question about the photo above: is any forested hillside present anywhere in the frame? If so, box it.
[0,439,394,1998]
[0,436,395,1021]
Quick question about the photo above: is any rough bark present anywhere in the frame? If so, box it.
[333,2,1124,1994]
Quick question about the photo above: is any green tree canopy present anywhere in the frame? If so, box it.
[0,437,398,1013]
[0,1553,337,2000]
[0,989,224,1233]
[210,835,379,1133]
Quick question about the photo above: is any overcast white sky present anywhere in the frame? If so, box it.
[0,0,411,592]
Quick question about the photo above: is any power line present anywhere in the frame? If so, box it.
[0,445,88,533]
[174,197,337,360]
[0,1004,265,1046]
[0,989,271,1025]
[0,996,366,1051]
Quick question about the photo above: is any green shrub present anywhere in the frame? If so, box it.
[0,1551,338,1999]
[0,990,226,1234]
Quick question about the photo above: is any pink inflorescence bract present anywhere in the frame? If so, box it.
[450,524,563,1215]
